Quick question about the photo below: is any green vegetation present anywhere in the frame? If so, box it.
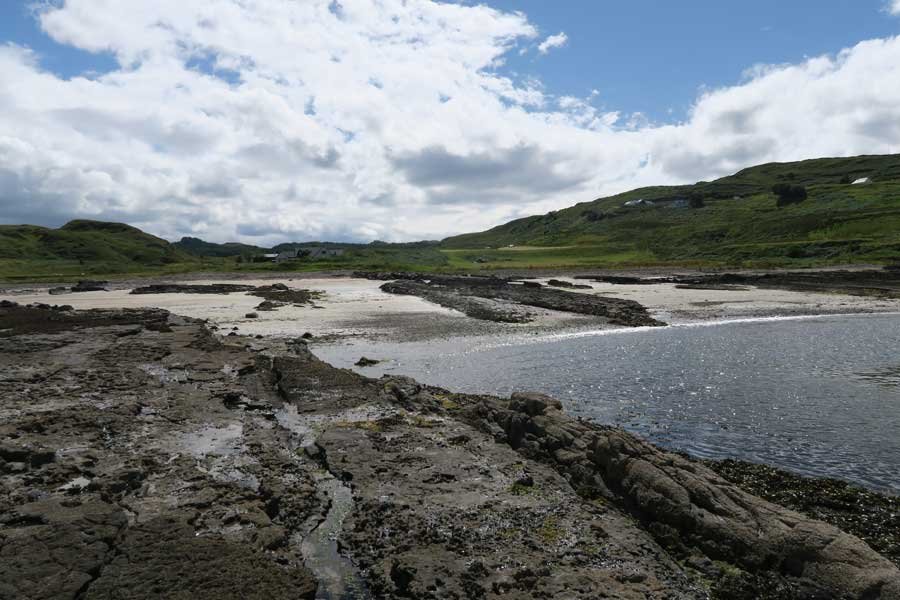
[173,236,267,257]
[0,221,449,282]
[0,220,197,281]
[442,154,900,269]
[2,154,899,281]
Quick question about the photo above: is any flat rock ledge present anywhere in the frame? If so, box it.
[379,274,664,327]
[1,302,897,600]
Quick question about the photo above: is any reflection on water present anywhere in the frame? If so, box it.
[317,313,900,493]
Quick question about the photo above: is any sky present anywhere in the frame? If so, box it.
[1,1,900,244]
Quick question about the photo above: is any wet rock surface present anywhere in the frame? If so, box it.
[130,283,258,294]
[130,282,322,310]
[71,280,109,292]
[380,275,664,327]
[1,303,898,599]
[577,268,900,298]
[704,459,900,568]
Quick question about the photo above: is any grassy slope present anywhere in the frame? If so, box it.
[3,155,899,281]
[441,154,900,269]
[172,236,268,258]
[0,221,450,282]
[0,220,201,281]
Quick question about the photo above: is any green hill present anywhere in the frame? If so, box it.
[0,220,195,280]
[0,220,186,263]
[3,154,900,281]
[173,236,268,257]
[440,154,900,268]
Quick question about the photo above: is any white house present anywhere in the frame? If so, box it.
[624,199,655,207]
[852,177,872,185]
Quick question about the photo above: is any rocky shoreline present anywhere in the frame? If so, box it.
[373,273,665,327]
[576,268,900,298]
[1,302,898,599]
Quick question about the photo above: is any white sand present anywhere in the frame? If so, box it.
[1,278,466,339]
[5,276,899,342]
[534,277,900,323]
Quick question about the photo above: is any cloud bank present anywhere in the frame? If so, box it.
[1,0,900,244]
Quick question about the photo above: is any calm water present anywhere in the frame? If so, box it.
[317,313,900,493]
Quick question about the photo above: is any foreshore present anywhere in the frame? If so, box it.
[3,267,900,343]
[2,269,900,599]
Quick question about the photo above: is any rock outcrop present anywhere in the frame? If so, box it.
[1,303,897,599]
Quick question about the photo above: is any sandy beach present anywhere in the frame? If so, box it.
[4,274,900,343]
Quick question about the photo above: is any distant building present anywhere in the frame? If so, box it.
[852,177,872,185]
[275,247,345,262]
[304,246,345,259]
[624,199,655,207]
[275,250,299,263]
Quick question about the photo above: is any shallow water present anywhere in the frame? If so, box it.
[317,313,900,493]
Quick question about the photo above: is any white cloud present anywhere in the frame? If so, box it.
[1,1,900,244]
[537,32,568,55]
[890,0,900,16]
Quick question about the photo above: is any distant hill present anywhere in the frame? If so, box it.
[440,154,900,267]
[173,236,268,257]
[3,153,899,281]
[0,220,188,265]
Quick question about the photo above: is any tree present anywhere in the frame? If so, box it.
[772,184,808,207]
[839,174,852,185]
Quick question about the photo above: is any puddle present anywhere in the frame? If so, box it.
[300,471,371,600]
[140,363,189,383]
[181,423,244,458]
[274,404,376,599]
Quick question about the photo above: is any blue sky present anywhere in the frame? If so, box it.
[1,1,900,243]
[489,0,900,122]
[3,1,897,123]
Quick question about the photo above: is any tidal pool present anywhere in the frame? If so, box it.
[317,313,900,493]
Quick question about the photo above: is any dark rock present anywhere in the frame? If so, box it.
[48,287,71,295]
[131,283,256,295]
[355,357,381,367]
[381,276,665,327]
[510,391,562,416]
[514,473,534,487]
[72,280,108,292]
[245,312,259,319]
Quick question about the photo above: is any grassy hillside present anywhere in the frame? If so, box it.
[441,154,900,269]
[3,154,899,281]
[0,220,204,280]
[173,236,268,258]
[0,222,449,281]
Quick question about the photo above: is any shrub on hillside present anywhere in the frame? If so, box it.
[773,184,808,207]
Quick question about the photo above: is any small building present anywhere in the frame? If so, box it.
[274,247,345,262]
[275,250,300,263]
[303,246,345,259]
[852,177,872,185]
[624,199,655,208]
